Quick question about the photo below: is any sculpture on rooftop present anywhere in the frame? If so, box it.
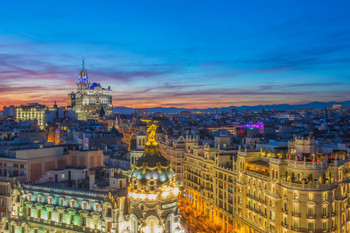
[141,119,159,146]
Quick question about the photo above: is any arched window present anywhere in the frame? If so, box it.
[15,194,20,202]
[59,198,65,206]
[106,207,112,217]
[131,215,138,233]
[70,199,76,208]
[82,201,88,210]
[95,203,100,211]
[166,219,172,233]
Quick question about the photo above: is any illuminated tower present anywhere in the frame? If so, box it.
[71,60,113,120]
[79,59,88,83]
[128,120,184,233]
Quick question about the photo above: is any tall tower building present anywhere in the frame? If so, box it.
[128,120,184,233]
[70,60,113,120]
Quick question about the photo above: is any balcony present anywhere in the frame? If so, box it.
[290,226,311,232]
[281,222,288,228]
[287,160,328,169]
[281,208,288,214]
[307,214,316,219]
[291,212,301,217]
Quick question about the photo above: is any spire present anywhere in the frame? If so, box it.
[79,59,88,83]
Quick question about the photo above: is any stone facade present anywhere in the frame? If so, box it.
[1,121,184,233]
[70,61,112,121]
[181,136,350,233]
[1,182,126,233]
[16,103,47,130]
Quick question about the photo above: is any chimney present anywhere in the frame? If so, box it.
[89,171,95,190]
[110,168,115,178]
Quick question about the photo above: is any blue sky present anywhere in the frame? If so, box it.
[0,0,349,108]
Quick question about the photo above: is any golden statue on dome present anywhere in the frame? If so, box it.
[141,119,159,146]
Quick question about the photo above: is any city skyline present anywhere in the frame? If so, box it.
[1,0,350,110]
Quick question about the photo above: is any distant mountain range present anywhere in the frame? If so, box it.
[113,100,350,114]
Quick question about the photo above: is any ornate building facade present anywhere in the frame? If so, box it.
[128,119,184,233]
[181,135,350,233]
[1,121,184,233]
[68,61,112,121]
[16,103,47,130]
[159,135,198,187]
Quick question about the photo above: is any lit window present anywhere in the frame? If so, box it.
[294,191,299,199]
[308,193,313,201]
[95,203,100,211]
[322,192,327,201]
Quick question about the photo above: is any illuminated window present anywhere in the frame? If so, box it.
[308,193,313,201]
[71,200,76,207]
[82,201,88,209]
[322,192,327,201]
[95,203,100,211]
[38,195,42,202]
[48,197,53,204]
[60,198,64,206]
[61,174,65,179]
[294,191,299,199]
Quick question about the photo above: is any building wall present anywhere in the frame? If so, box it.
[16,104,47,130]
[1,184,126,233]
[183,145,350,233]
[0,148,104,182]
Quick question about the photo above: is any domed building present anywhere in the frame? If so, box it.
[128,120,184,233]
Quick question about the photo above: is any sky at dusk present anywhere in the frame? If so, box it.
[0,0,350,109]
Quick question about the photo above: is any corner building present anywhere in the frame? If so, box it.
[183,136,350,233]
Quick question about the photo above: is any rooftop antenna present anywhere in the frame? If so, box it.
[82,58,85,70]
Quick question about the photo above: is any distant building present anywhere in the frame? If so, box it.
[135,108,147,117]
[16,103,47,130]
[332,103,343,110]
[180,111,191,116]
[2,105,16,117]
[230,108,238,114]
[70,60,113,120]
